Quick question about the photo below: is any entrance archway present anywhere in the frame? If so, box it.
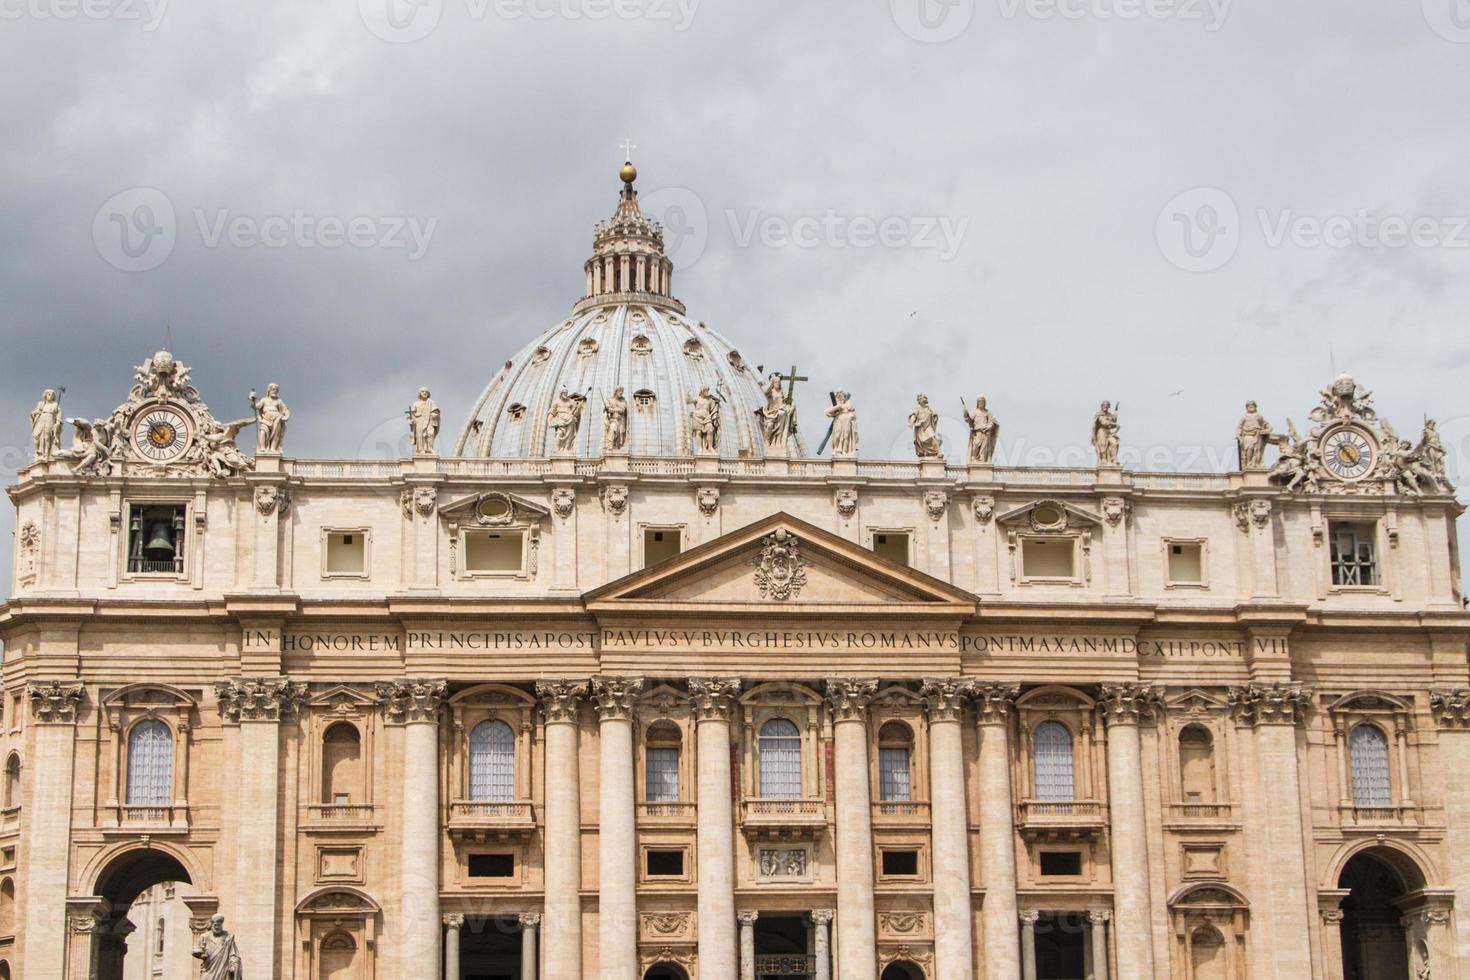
[1338,850,1415,980]
[881,962,925,980]
[642,965,690,980]
[92,848,193,980]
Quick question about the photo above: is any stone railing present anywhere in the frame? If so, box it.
[1343,803,1417,827]
[872,800,931,825]
[741,798,828,839]
[1166,801,1235,821]
[303,803,375,824]
[447,800,537,839]
[754,954,816,976]
[637,801,698,823]
[112,803,186,828]
[1015,799,1107,840]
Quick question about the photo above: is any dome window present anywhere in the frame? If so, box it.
[530,346,552,366]
[577,338,599,359]
[630,334,653,356]
[682,339,704,360]
[633,390,657,411]
[727,350,746,371]
[506,404,527,422]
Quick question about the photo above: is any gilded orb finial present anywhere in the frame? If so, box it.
[620,161,637,185]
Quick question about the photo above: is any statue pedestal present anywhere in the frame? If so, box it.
[254,451,282,474]
[765,456,790,476]
[602,452,630,475]
[967,462,994,483]
[1242,468,1271,488]
[550,454,576,476]
[410,452,437,475]
[1095,464,1124,486]
[694,452,720,475]
[919,458,947,479]
[831,455,858,478]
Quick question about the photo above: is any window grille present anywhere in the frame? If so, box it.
[1331,525,1377,586]
[646,747,680,801]
[469,720,516,802]
[879,747,912,802]
[1033,721,1075,801]
[1349,724,1392,807]
[758,718,803,799]
[126,720,173,806]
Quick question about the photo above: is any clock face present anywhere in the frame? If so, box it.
[1321,426,1375,481]
[133,406,193,462]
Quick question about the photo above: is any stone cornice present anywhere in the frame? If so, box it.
[1429,689,1470,729]
[374,678,448,725]
[825,677,878,722]
[919,677,975,722]
[592,676,645,721]
[1227,682,1312,727]
[973,682,1021,725]
[535,680,587,723]
[1099,683,1164,726]
[28,679,85,724]
[688,678,742,722]
[216,677,307,723]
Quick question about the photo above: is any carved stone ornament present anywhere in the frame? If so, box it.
[920,677,976,722]
[1099,683,1164,726]
[592,676,645,721]
[811,909,835,925]
[518,912,542,929]
[600,484,629,516]
[696,486,720,517]
[1102,496,1130,527]
[374,678,448,724]
[215,677,307,723]
[825,677,878,722]
[552,487,576,520]
[752,529,813,601]
[28,680,85,724]
[834,488,858,520]
[443,914,465,930]
[18,520,39,585]
[69,912,104,934]
[924,490,949,522]
[973,495,995,525]
[688,677,742,721]
[879,911,928,936]
[534,680,587,723]
[254,485,289,516]
[1232,499,1271,534]
[974,682,1021,725]
[401,487,437,520]
[1227,682,1312,727]
[1429,689,1470,729]
[759,848,810,877]
[640,911,693,938]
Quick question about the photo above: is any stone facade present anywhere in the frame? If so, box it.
[2,166,1469,980]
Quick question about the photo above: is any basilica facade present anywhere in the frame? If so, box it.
[4,164,1470,980]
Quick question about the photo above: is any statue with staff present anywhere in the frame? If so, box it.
[962,395,998,463]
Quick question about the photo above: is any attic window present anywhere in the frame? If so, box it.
[682,338,704,359]
[464,532,525,574]
[630,334,652,355]
[578,337,599,358]
[1021,537,1076,579]
[530,346,552,365]
[1166,540,1205,586]
[507,404,527,422]
[633,390,657,410]
[872,531,910,566]
[644,528,681,567]
[324,530,368,577]
[728,350,746,370]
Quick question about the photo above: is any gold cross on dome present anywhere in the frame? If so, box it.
[620,138,637,162]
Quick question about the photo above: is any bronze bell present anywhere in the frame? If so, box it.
[143,520,176,560]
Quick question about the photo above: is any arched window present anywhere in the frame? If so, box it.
[469,720,516,802]
[126,720,173,806]
[645,722,682,802]
[2,755,18,809]
[758,718,802,799]
[878,722,914,802]
[1033,721,1075,801]
[1190,925,1226,980]
[0,877,14,938]
[1349,724,1392,807]
[319,931,358,980]
[1178,725,1216,803]
[321,723,362,805]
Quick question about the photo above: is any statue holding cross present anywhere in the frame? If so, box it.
[756,368,803,451]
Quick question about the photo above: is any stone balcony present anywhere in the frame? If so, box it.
[447,800,537,841]
[301,803,377,833]
[1015,799,1108,841]
[637,801,698,827]
[1162,801,1240,831]
[740,798,828,841]
[104,803,190,834]
[872,800,931,828]
[1340,803,1419,831]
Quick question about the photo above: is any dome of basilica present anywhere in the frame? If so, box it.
[452,165,807,459]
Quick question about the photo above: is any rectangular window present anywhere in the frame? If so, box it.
[127,504,187,575]
[645,748,680,802]
[1330,523,1377,587]
[878,748,912,802]
[467,853,515,878]
[1039,851,1082,876]
[464,532,524,573]
[643,528,681,567]
[880,849,920,877]
[1022,537,1076,579]
[1166,541,1204,585]
[645,849,685,877]
[872,532,910,565]
[324,530,368,576]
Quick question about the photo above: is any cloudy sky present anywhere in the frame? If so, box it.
[3,0,1469,595]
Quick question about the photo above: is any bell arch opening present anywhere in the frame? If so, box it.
[1337,848,1421,980]
[92,848,194,980]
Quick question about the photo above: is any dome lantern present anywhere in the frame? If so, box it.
[576,160,683,317]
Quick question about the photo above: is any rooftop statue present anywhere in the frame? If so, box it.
[1092,401,1120,466]
[963,395,998,463]
[908,394,943,459]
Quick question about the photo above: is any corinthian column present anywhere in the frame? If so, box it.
[444,914,463,980]
[23,681,84,980]
[1099,684,1161,979]
[1229,682,1313,977]
[376,678,449,979]
[219,676,306,980]
[810,910,834,980]
[593,677,644,980]
[920,678,977,980]
[536,681,587,980]
[690,678,742,980]
[826,678,879,980]
[975,682,1022,980]
[518,912,541,980]
[1430,689,1470,962]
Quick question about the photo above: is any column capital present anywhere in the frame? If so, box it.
[736,910,760,925]
[592,676,645,722]
[215,676,306,723]
[810,909,835,925]
[974,682,1021,725]
[375,678,448,724]
[1429,688,1470,729]
[535,679,587,723]
[688,677,742,722]
[1099,683,1163,727]
[824,677,878,722]
[27,679,85,724]
[1320,909,1344,924]
[1087,910,1111,924]
[443,913,465,929]
[920,677,975,722]
[518,912,542,928]
[1227,681,1312,727]
[1018,909,1041,924]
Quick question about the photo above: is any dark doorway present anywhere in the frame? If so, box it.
[1035,910,1087,980]
[881,962,925,980]
[643,965,690,980]
[459,915,523,980]
[754,915,812,978]
[1339,852,1410,980]
[93,849,193,980]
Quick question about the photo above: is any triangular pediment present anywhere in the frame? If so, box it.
[584,513,977,614]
